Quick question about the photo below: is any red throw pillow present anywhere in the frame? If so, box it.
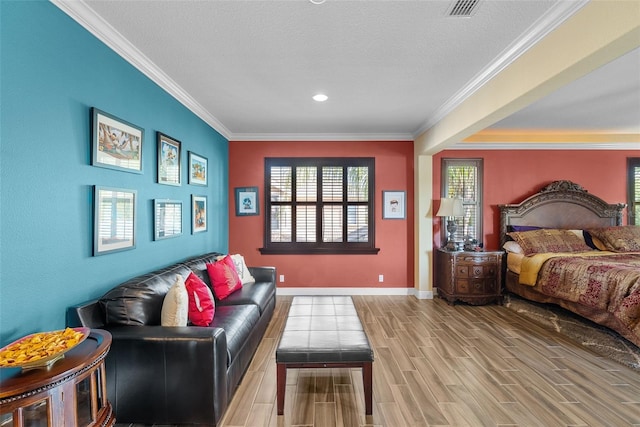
[184,272,215,326]
[206,255,242,300]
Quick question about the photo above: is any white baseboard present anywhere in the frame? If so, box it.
[413,289,434,300]
[276,287,433,299]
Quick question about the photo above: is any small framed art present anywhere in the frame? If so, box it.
[91,108,143,173]
[154,199,183,240]
[157,132,181,186]
[382,190,406,219]
[192,195,207,233]
[93,186,136,255]
[235,187,259,216]
[188,151,208,186]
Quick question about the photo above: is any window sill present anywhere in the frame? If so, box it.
[259,247,380,255]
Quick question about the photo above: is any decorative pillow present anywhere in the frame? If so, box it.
[184,272,215,326]
[583,230,607,251]
[507,228,593,256]
[161,274,189,327]
[507,225,543,232]
[587,226,640,252]
[206,255,242,300]
[230,254,256,285]
[503,241,523,254]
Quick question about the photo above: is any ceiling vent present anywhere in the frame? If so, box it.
[448,0,480,17]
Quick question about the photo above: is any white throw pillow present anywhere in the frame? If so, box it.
[503,241,523,254]
[161,274,189,326]
[230,254,256,285]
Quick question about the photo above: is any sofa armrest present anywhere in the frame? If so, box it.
[248,266,276,284]
[66,299,105,329]
[105,325,229,425]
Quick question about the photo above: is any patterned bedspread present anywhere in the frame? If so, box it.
[536,253,640,347]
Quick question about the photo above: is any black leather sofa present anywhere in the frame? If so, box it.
[66,252,276,426]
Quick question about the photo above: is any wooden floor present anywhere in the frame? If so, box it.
[119,295,640,427]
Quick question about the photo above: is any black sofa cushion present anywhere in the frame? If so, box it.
[217,281,276,315]
[100,263,192,326]
[211,304,260,364]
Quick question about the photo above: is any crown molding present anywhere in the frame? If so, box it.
[413,0,589,138]
[230,133,414,142]
[465,130,640,143]
[52,0,233,140]
[449,142,640,150]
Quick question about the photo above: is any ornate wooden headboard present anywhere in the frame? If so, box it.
[498,180,625,247]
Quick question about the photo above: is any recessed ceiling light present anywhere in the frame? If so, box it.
[313,94,328,102]
[309,0,326,4]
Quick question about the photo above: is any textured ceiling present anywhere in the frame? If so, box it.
[490,46,640,132]
[58,0,639,141]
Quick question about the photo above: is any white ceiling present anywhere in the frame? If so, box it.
[56,0,640,141]
[490,46,640,132]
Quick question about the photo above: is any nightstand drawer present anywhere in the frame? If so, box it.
[455,263,497,278]
[456,279,492,295]
[456,265,470,277]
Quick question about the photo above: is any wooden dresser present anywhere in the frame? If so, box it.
[435,248,505,305]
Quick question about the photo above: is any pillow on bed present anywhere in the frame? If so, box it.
[582,230,607,251]
[507,225,544,232]
[507,228,593,256]
[586,226,640,252]
[503,241,524,254]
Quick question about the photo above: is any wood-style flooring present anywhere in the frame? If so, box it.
[117,295,640,427]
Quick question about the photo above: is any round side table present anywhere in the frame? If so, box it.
[0,329,114,427]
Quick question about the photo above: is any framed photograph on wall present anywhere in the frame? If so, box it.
[154,199,183,240]
[188,151,208,186]
[382,190,406,219]
[91,108,143,173]
[93,186,136,255]
[235,187,259,216]
[192,195,207,233]
[157,132,181,186]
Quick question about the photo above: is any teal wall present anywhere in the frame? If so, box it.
[0,1,229,345]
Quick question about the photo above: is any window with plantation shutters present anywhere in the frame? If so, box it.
[441,158,483,245]
[628,158,640,225]
[261,158,379,254]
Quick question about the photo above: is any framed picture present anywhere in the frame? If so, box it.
[192,195,207,233]
[154,199,183,240]
[235,187,259,216]
[188,151,208,186]
[93,186,136,255]
[157,132,181,186]
[91,108,143,173]
[382,190,406,219]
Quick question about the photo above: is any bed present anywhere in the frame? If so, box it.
[499,180,640,348]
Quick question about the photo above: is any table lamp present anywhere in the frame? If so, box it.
[436,198,464,251]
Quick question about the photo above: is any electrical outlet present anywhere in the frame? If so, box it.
[279,274,285,283]
[378,274,384,283]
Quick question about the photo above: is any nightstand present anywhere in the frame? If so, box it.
[435,248,505,305]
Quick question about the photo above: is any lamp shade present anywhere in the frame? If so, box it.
[436,198,463,217]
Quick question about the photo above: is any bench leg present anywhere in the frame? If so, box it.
[363,362,372,415]
[277,363,286,415]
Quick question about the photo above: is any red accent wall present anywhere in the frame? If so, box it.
[432,150,637,250]
[229,141,414,288]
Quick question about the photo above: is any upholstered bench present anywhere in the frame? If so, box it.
[275,296,374,415]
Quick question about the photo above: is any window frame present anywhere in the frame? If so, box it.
[440,158,484,246]
[260,157,379,255]
[627,157,640,225]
